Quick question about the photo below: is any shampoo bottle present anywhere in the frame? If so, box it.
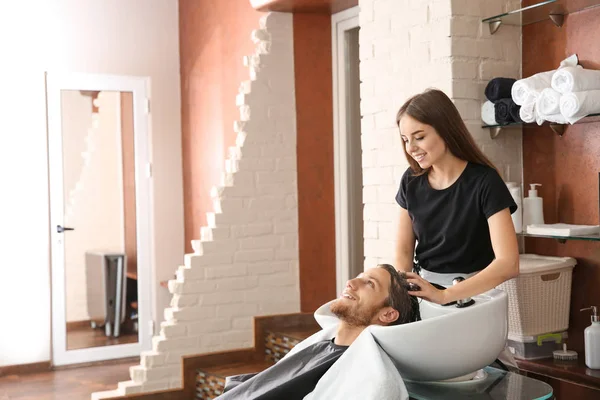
[523,183,544,232]
[581,306,600,369]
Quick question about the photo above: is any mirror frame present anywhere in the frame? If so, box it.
[47,72,153,366]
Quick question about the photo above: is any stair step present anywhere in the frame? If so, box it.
[201,360,275,378]
[269,326,319,341]
[264,326,319,363]
[196,360,274,400]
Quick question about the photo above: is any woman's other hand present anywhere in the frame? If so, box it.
[404,272,448,305]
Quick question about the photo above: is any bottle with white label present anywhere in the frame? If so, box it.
[522,183,544,233]
[581,306,600,369]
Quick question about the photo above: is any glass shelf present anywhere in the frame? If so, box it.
[519,232,600,243]
[482,113,600,129]
[482,113,600,139]
[482,121,523,130]
[405,366,553,400]
[482,0,600,34]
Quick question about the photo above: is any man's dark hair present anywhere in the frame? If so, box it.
[378,264,421,326]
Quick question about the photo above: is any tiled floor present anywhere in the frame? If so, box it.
[0,359,135,400]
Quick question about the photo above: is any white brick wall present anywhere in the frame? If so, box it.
[92,12,299,398]
[451,0,523,184]
[359,0,523,268]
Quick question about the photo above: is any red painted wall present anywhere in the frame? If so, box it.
[179,0,264,252]
[294,13,336,312]
[522,5,600,354]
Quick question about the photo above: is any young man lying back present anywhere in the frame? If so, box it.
[216,264,420,400]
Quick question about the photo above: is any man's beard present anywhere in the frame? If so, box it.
[330,299,379,327]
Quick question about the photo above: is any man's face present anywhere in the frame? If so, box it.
[330,267,398,326]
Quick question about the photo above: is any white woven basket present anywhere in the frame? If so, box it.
[498,254,576,337]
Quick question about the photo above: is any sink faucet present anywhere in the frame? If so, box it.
[452,277,475,308]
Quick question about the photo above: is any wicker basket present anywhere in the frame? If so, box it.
[497,254,576,337]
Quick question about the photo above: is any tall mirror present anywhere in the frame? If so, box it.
[48,73,152,365]
[61,90,138,350]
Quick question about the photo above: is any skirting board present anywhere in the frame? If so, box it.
[52,356,140,371]
[0,361,52,377]
[0,356,140,376]
[66,319,94,331]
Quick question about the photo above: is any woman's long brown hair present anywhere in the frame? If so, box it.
[396,88,497,175]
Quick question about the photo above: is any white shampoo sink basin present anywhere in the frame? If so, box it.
[314,288,508,382]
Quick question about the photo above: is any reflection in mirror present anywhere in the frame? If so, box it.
[61,90,139,350]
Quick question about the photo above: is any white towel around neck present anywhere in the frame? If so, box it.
[301,328,409,400]
[280,326,409,400]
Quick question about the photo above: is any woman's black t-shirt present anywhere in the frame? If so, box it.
[395,162,517,274]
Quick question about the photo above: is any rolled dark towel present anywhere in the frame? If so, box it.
[509,101,522,123]
[485,77,517,103]
[494,98,515,125]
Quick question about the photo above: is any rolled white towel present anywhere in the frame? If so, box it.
[535,111,567,126]
[481,101,497,126]
[559,54,579,68]
[536,88,561,115]
[512,55,578,105]
[519,95,538,123]
[551,66,600,93]
[535,88,567,125]
[559,90,600,124]
[511,70,554,106]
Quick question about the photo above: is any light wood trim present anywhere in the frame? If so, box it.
[120,92,138,280]
[249,0,357,13]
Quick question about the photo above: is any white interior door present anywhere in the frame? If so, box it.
[47,72,153,366]
[332,7,363,295]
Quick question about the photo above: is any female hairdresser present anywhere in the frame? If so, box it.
[394,88,519,305]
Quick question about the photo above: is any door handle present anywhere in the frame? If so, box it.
[57,225,75,233]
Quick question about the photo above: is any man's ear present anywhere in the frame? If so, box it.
[379,307,399,325]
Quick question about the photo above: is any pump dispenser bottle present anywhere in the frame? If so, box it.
[523,183,544,232]
[581,306,600,369]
